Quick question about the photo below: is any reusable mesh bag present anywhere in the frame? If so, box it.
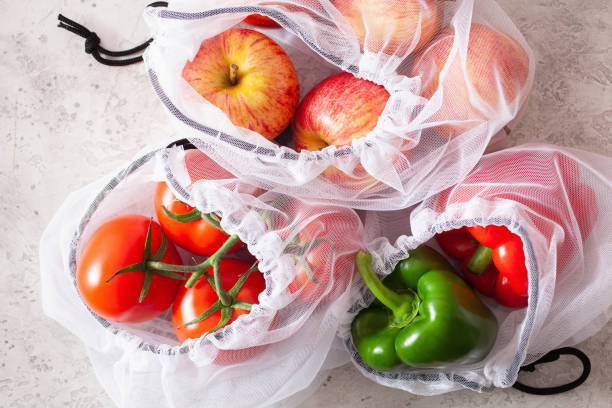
[339,143,612,395]
[40,142,365,408]
[143,0,534,210]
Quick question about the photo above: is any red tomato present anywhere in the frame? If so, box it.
[76,215,183,323]
[264,199,363,303]
[172,259,265,342]
[154,182,241,256]
[290,208,363,303]
[288,240,335,302]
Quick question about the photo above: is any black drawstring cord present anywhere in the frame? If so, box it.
[57,2,168,66]
[167,139,196,150]
[513,347,591,395]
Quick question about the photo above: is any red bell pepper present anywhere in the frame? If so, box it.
[436,226,528,308]
[432,147,599,308]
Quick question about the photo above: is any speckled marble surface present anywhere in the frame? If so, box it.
[1,0,611,407]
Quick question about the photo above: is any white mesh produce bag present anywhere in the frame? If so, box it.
[143,0,534,210]
[40,142,365,408]
[339,143,612,395]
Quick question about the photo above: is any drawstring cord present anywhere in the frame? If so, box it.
[57,2,168,66]
[513,347,591,395]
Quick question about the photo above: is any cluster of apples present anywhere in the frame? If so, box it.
[182,1,529,157]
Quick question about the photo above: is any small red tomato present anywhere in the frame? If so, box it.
[172,259,265,342]
[76,215,183,323]
[265,199,362,303]
[288,240,336,302]
[154,182,241,256]
[291,209,362,303]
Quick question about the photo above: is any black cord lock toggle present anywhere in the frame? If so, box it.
[513,347,591,395]
[84,32,100,54]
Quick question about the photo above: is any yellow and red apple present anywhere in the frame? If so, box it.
[293,72,398,188]
[182,28,299,140]
[334,0,442,56]
[411,24,530,137]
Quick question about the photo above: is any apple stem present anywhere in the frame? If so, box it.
[229,64,239,85]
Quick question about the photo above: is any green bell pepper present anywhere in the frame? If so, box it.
[351,246,498,371]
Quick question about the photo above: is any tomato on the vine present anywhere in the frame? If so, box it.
[288,239,334,301]
[76,215,183,323]
[154,182,241,256]
[172,258,265,342]
[283,207,363,303]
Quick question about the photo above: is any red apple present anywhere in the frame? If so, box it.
[182,28,299,140]
[411,24,530,137]
[243,14,281,28]
[334,0,442,56]
[293,72,407,188]
[293,72,389,149]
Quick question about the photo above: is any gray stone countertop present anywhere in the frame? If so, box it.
[1,0,611,407]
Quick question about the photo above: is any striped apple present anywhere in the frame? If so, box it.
[182,28,299,140]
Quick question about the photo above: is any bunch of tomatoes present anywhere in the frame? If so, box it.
[76,182,266,343]
[76,180,361,345]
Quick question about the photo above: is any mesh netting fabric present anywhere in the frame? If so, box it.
[41,142,612,402]
[143,0,534,210]
[40,144,365,407]
[41,0,612,401]
[339,143,612,394]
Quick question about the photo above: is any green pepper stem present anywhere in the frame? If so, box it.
[355,251,418,324]
[466,244,493,276]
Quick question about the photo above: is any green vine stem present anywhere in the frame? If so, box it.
[162,205,223,231]
[147,234,241,306]
[177,260,259,333]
